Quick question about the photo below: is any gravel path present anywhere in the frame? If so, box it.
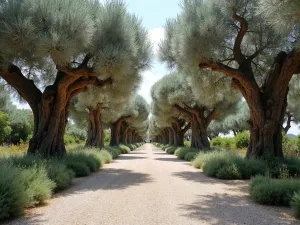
[4,144,298,225]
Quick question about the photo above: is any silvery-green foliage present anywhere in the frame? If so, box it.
[150,73,193,131]
[92,1,152,77]
[0,0,151,94]
[258,0,300,43]
[185,69,239,109]
[0,0,94,67]
[208,100,250,134]
[128,95,150,136]
[159,0,288,85]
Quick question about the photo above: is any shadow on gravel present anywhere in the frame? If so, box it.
[118,156,147,160]
[179,194,297,225]
[172,171,249,191]
[130,152,147,154]
[3,213,47,225]
[60,168,153,197]
[155,157,184,162]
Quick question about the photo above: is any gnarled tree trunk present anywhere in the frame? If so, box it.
[1,60,111,157]
[86,104,104,148]
[197,10,300,158]
[174,105,215,149]
[110,115,131,146]
[190,114,210,149]
[110,120,122,146]
[172,119,191,147]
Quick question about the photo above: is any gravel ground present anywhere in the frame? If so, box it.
[4,144,298,225]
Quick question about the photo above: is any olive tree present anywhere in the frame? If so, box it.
[151,74,191,147]
[152,71,239,149]
[159,0,300,157]
[121,95,150,144]
[111,95,149,146]
[0,0,150,156]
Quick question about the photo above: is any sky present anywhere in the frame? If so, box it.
[15,0,300,135]
[125,0,182,104]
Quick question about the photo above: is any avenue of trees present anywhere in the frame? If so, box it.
[151,0,300,158]
[0,0,151,156]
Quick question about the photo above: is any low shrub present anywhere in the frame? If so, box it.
[119,144,131,154]
[210,137,222,147]
[11,155,42,167]
[126,144,135,151]
[63,158,90,177]
[165,146,177,154]
[64,134,76,145]
[67,153,98,172]
[191,151,211,169]
[11,155,74,191]
[162,145,170,151]
[104,146,122,159]
[21,166,55,207]
[291,192,300,219]
[0,164,26,220]
[175,147,199,160]
[222,138,234,149]
[249,176,300,206]
[184,140,191,147]
[192,151,266,179]
[45,161,74,191]
[184,152,198,161]
[234,131,249,149]
[98,150,113,164]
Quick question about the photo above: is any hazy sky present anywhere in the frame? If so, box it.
[15,0,300,135]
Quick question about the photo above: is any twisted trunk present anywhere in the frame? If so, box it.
[86,104,104,148]
[190,114,210,149]
[1,61,111,157]
[174,105,215,149]
[231,52,297,158]
[198,10,300,158]
[172,120,191,147]
[110,120,122,146]
[110,115,131,146]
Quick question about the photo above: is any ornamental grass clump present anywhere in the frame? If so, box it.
[192,150,266,179]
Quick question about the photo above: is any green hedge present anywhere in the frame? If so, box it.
[250,176,300,206]
[0,147,115,221]
[192,151,267,179]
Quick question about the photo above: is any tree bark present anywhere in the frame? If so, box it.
[197,10,300,158]
[1,60,112,157]
[190,114,210,149]
[110,120,122,146]
[174,105,213,149]
[110,115,131,146]
[171,119,191,147]
[86,104,104,148]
